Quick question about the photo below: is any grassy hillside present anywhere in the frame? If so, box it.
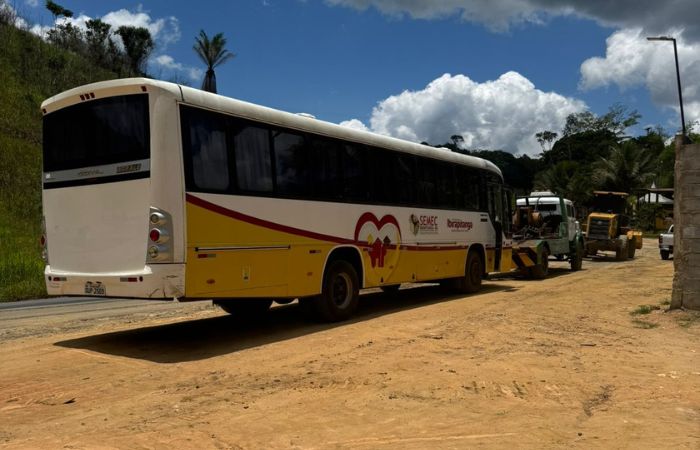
[0,21,118,300]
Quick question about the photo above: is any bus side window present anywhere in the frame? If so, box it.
[436,162,455,209]
[309,137,340,200]
[273,131,312,197]
[339,143,369,202]
[456,167,480,211]
[186,109,230,192]
[416,158,437,206]
[231,124,273,193]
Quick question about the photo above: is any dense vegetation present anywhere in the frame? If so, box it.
[431,104,692,230]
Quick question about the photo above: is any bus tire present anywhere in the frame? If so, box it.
[457,250,483,294]
[215,299,272,317]
[313,260,359,322]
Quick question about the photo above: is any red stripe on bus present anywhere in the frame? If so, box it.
[186,193,358,246]
[186,194,471,253]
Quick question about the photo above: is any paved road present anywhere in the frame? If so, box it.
[0,296,215,340]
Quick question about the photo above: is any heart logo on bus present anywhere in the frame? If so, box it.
[354,213,401,284]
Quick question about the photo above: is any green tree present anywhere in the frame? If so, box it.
[533,161,593,207]
[562,103,640,137]
[115,26,154,76]
[470,149,544,194]
[193,30,235,93]
[542,129,618,165]
[542,104,641,165]
[450,134,465,148]
[45,0,73,19]
[535,130,558,153]
[85,19,113,67]
[593,140,656,193]
[46,22,84,54]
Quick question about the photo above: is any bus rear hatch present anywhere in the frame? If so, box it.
[42,93,151,274]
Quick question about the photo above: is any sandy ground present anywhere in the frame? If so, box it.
[0,239,698,449]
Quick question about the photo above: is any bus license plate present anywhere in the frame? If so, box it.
[84,281,106,296]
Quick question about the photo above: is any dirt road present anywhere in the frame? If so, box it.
[1,239,698,449]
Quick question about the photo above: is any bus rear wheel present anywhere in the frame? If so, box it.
[312,260,359,322]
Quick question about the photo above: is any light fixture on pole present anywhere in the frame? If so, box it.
[647,36,688,140]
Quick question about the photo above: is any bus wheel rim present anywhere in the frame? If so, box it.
[332,273,352,308]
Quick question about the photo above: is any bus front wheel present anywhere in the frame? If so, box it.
[457,251,483,294]
[312,260,360,322]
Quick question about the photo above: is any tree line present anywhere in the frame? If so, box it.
[429,105,697,229]
[9,1,236,88]
[42,1,154,77]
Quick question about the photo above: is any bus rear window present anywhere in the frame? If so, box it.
[43,94,150,172]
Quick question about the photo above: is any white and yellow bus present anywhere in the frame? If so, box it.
[41,78,513,321]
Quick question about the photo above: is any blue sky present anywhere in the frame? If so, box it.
[10,0,700,155]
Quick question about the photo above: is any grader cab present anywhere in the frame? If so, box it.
[584,191,643,260]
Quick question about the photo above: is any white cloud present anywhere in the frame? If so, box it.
[326,0,549,31]
[580,28,700,129]
[339,119,370,132]
[1,1,29,28]
[326,0,700,41]
[84,8,181,48]
[152,54,203,82]
[24,0,38,7]
[345,72,586,155]
[328,1,700,131]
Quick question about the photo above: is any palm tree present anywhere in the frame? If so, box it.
[593,141,656,193]
[193,30,235,93]
[533,160,593,206]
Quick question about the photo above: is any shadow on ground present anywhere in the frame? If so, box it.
[55,283,515,364]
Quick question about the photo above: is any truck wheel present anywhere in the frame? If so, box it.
[457,250,483,294]
[215,299,273,317]
[615,237,628,261]
[627,237,636,259]
[660,250,670,260]
[570,241,583,271]
[311,260,359,322]
[530,247,550,279]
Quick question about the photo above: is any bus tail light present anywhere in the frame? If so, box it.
[147,207,173,263]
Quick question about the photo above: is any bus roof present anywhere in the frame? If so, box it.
[42,78,503,178]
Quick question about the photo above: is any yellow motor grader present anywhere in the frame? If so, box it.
[584,191,643,260]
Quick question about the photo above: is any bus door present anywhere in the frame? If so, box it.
[486,181,508,272]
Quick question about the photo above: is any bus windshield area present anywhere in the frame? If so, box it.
[43,94,150,174]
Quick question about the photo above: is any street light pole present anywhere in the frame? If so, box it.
[647,36,688,138]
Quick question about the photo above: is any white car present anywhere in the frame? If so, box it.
[658,225,674,260]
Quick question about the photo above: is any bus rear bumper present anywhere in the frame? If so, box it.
[44,264,185,299]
